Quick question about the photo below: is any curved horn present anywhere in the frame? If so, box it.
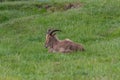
[50,29,61,35]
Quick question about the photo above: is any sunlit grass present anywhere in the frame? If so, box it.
[0,0,120,80]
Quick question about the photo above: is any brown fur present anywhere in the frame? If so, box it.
[45,30,85,53]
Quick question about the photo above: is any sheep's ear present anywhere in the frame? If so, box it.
[47,29,52,34]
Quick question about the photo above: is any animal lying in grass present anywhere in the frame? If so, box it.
[45,29,85,53]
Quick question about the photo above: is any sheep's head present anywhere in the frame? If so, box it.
[45,29,61,48]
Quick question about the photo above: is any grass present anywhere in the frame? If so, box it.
[0,0,120,80]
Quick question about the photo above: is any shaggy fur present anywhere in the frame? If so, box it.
[45,29,85,53]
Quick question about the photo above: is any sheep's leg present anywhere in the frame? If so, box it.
[48,48,53,53]
[65,50,73,53]
[48,48,57,53]
[60,49,73,53]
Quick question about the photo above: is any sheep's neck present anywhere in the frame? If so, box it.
[50,37,58,48]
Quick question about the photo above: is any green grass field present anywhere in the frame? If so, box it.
[0,0,120,80]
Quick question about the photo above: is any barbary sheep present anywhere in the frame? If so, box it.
[45,29,85,53]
